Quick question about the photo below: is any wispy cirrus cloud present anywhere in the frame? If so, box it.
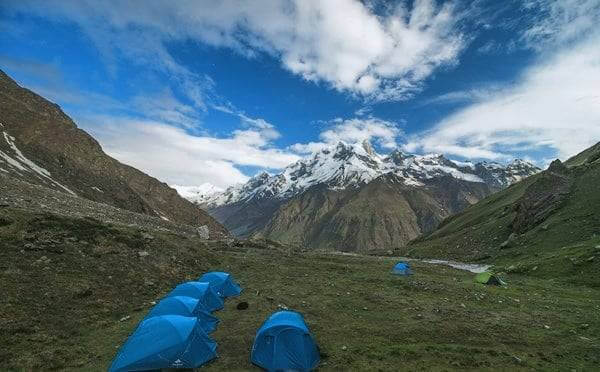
[405,23,600,161]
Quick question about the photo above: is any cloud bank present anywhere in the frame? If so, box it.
[8,0,470,101]
[81,115,300,188]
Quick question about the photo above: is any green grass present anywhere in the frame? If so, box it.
[2,208,599,371]
[406,155,600,288]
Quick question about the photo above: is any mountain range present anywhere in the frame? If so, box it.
[0,69,227,238]
[187,140,539,251]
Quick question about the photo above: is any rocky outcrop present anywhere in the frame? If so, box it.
[0,69,227,237]
[511,159,572,234]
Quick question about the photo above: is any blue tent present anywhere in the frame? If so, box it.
[251,311,319,371]
[166,282,224,312]
[392,262,412,276]
[145,296,220,334]
[198,271,242,298]
[109,315,217,371]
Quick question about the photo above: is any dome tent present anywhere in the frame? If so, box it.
[166,282,224,312]
[474,272,506,286]
[145,296,220,334]
[198,271,242,298]
[109,315,217,371]
[251,310,320,371]
[392,262,412,276]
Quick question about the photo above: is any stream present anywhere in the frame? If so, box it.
[329,251,491,273]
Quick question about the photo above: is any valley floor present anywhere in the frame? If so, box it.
[1,207,599,371]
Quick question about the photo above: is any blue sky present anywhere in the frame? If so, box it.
[1,0,599,188]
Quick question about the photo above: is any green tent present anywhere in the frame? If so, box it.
[474,272,506,286]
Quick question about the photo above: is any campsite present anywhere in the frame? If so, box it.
[1,208,599,370]
[2,1,600,370]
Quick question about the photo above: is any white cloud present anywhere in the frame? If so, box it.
[131,88,200,129]
[79,115,300,188]
[405,32,600,160]
[521,0,600,48]
[7,0,471,101]
[290,118,402,154]
[420,85,506,106]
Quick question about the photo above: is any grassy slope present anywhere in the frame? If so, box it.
[1,207,599,371]
[405,147,600,288]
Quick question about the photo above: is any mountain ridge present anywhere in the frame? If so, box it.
[184,140,539,250]
[0,69,227,238]
[405,141,600,286]
[195,141,539,208]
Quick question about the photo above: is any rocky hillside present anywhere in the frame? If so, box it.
[191,141,538,251]
[406,142,600,286]
[0,70,227,237]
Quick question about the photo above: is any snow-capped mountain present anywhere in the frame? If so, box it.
[171,183,224,204]
[197,140,539,209]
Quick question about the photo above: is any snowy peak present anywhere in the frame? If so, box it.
[194,141,540,208]
[362,139,376,157]
[171,183,223,203]
[474,159,540,188]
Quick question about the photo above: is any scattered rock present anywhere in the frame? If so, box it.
[73,285,92,298]
[460,303,466,308]
[137,251,149,257]
[586,256,594,262]
[236,301,249,310]
[277,304,289,310]
[500,233,517,249]
[196,225,210,240]
[0,216,13,227]
[580,323,590,329]
[32,255,51,267]
[541,224,549,231]
[341,346,348,351]
[513,356,523,364]
[544,325,550,329]
[119,315,131,322]
[266,296,274,302]
[141,232,154,240]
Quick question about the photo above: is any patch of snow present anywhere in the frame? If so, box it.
[172,183,223,201]
[1,130,76,195]
[194,140,539,208]
[450,159,475,169]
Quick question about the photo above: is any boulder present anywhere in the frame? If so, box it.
[197,225,210,240]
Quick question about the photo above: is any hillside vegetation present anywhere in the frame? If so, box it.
[406,142,600,287]
[1,205,599,371]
